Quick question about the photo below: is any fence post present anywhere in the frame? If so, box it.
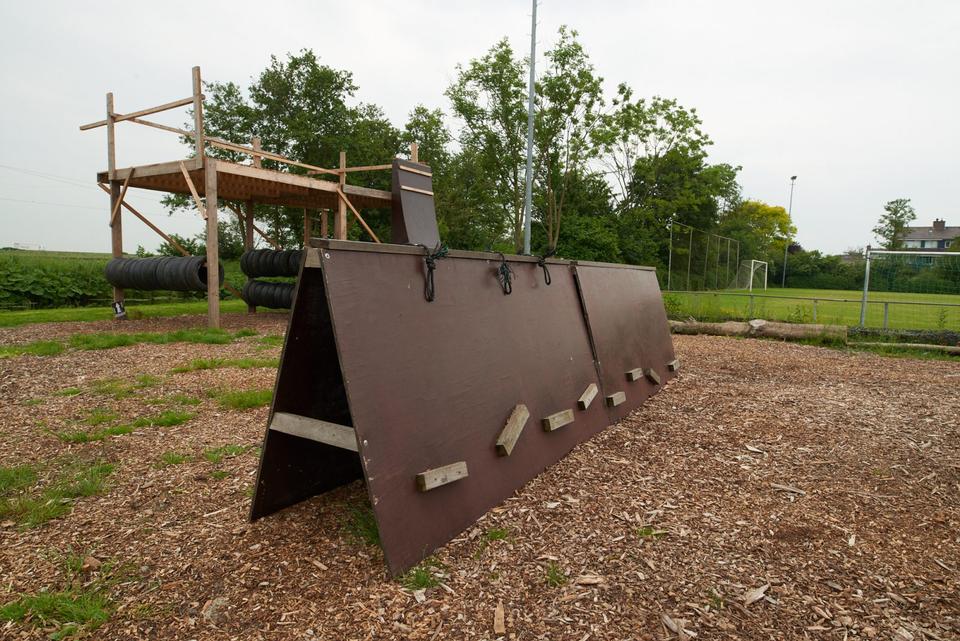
[667,222,673,291]
[859,247,872,326]
[813,299,818,322]
[883,302,889,329]
[748,294,754,319]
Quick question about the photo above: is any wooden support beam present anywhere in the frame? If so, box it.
[192,66,204,165]
[335,151,347,239]
[80,96,196,130]
[106,93,116,181]
[98,184,189,256]
[179,162,206,219]
[253,223,281,249]
[303,208,311,245]
[643,368,661,385]
[108,169,134,227]
[206,138,340,176]
[667,359,679,372]
[496,404,529,457]
[541,409,574,432]
[606,392,626,407]
[577,383,598,410]
[625,367,643,382]
[416,462,468,492]
[244,199,256,314]
[335,188,381,243]
[410,142,419,163]
[127,117,192,138]
[399,164,433,178]
[204,158,219,329]
[320,209,329,237]
[270,412,358,452]
[109,179,123,307]
[251,136,262,168]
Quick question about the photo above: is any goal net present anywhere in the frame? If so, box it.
[860,250,960,330]
[732,260,768,291]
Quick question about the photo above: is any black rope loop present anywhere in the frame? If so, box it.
[536,247,557,286]
[416,242,448,302]
[495,252,514,295]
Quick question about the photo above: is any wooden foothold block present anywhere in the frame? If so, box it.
[541,409,575,432]
[416,461,468,492]
[577,383,598,410]
[496,404,530,456]
[625,368,643,382]
[643,368,661,385]
[606,391,626,407]
[667,359,679,372]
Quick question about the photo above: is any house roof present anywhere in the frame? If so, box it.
[902,224,960,241]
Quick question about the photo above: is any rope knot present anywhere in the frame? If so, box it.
[417,242,448,302]
[495,252,514,295]
[536,247,557,286]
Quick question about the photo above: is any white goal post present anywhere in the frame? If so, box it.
[859,248,960,326]
[734,259,768,291]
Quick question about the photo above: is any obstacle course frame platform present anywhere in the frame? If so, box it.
[251,239,677,574]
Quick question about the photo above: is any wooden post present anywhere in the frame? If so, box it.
[205,159,220,328]
[410,142,419,163]
[334,151,347,239]
[320,210,329,238]
[106,93,116,180]
[251,136,262,168]
[244,199,256,314]
[109,180,124,314]
[303,208,311,245]
[192,67,204,165]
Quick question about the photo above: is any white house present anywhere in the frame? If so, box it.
[901,218,958,250]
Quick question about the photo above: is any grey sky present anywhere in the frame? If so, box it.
[1,0,957,255]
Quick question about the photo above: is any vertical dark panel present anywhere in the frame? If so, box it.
[391,160,440,247]
[573,263,678,424]
[249,265,362,521]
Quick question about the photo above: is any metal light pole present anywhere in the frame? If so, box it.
[521,0,537,255]
[782,175,797,287]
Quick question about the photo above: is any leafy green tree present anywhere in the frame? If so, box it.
[533,27,605,250]
[872,198,916,249]
[157,222,244,259]
[446,38,527,250]
[717,199,795,267]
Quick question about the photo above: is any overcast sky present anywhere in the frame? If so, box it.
[0,0,957,255]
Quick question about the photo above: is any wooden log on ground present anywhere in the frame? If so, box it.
[851,342,960,355]
[669,319,847,342]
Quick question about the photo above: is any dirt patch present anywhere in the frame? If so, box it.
[0,319,957,640]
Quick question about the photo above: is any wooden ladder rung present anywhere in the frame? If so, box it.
[269,411,357,452]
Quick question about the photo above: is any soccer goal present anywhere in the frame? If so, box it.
[859,249,960,329]
[732,260,768,291]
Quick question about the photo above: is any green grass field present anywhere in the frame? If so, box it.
[665,287,960,331]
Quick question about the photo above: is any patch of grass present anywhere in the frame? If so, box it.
[401,561,441,590]
[0,460,114,528]
[170,357,278,374]
[90,377,134,399]
[214,388,273,410]
[146,393,201,406]
[68,328,236,351]
[131,410,194,428]
[234,328,258,338]
[0,297,259,328]
[484,527,510,542]
[210,470,230,481]
[134,374,160,388]
[82,408,119,427]
[545,561,567,587]
[55,388,82,397]
[0,464,38,494]
[637,525,668,540]
[257,334,284,347]
[21,398,44,406]
[845,343,960,362]
[203,444,249,464]
[344,502,381,547]
[157,452,189,468]
[0,340,65,358]
[0,590,111,636]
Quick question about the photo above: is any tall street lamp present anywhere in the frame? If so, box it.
[783,175,797,288]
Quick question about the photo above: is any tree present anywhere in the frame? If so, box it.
[533,27,605,251]
[446,38,527,251]
[872,198,916,249]
[170,50,402,244]
[717,200,795,267]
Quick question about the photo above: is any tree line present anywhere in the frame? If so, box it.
[162,31,799,282]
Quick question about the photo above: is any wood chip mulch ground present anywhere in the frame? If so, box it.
[0,313,957,640]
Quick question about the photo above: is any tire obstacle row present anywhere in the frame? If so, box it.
[251,236,679,575]
[104,256,223,292]
[239,248,302,310]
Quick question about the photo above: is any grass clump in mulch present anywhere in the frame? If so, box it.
[257,334,284,347]
[544,561,568,587]
[344,501,381,547]
[401,560,443,590]
[54,387,82,397]
[213,388,273,410]
[55,410,194,444]
[157,452,190,468]
[0,340,65,358]
[210,470,230,481]
[203,444,249,464]
[0,459,114,528]
[170,356,279,373]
